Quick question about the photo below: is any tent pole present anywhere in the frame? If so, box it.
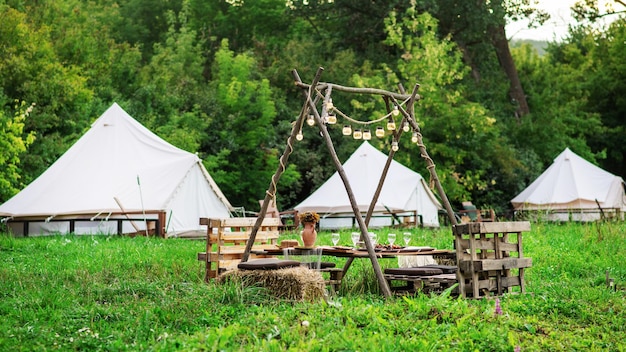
[113,197,141,233]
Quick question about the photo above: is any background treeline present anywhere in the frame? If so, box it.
[1,0,624,216]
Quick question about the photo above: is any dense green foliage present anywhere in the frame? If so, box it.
[0,222,624,350]
[1,0,624,214]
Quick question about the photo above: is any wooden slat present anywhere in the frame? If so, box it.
[219,217,281,227]
[453,221,531,236]
[218,244,279,254]
[219,232,279,242]
[463,276,522,293]
[459,257,532,272]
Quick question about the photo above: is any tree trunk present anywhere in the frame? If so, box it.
[491,24,530,119]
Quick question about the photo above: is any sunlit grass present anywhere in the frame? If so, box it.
[0,221,624,351]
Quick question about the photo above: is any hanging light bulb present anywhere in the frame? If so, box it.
[402,121,410,132]
[306,114,315,126]
[342,125,352,136]
[411,132,418,143]
[327,113,337,124]
[353,129,362,140]
[375,126,385,138]
[363,129,372,140]
[386,119,396,131]
[326,98,334,111]
[392,105,400,116]
[296,130,304,141]
[391,140,399,151]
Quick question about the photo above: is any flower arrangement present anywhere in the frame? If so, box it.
[298,211,320,224]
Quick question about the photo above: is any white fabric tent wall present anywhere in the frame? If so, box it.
[294,141,442,229]
[511,147,626,221]
[0,103,232,236]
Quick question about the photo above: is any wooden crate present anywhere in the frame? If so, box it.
[197,217,280,282]
[453,221,532,298]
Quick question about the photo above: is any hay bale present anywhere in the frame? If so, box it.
[218,266,326,302]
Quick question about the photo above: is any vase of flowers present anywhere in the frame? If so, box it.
[298,211,320,248]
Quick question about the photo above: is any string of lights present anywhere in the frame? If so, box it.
[295,89,422,150]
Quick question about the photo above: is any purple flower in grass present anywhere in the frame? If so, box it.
[494,297,503,316]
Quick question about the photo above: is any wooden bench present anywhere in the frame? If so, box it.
[384,266,458,295]
[197,217,281,282]
[385,273,458,294]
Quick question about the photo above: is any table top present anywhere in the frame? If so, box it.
[253,245,455,258]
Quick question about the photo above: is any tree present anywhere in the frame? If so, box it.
[584,17,626,178]
[129,4,209,152]
[0,4,95,184]
[541,14,626,179]
[203,40,299,210]
[0,100,36,202]
[353,8,523,210]
[508,40,604,191]
[427,0,552,119]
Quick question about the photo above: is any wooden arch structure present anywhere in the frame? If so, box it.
[242,67,457,297]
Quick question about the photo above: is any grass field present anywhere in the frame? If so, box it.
[0,221,624,351]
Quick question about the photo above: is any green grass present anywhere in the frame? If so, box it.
[1,222,624,351]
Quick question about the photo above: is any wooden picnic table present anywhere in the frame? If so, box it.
[254,246,454,258]
[252,246,456,292]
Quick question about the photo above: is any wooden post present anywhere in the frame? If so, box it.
[294,68,392,297]
[396,84,457,226]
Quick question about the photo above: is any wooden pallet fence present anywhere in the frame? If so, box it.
[196,217,280,282]
[453,221,532,298]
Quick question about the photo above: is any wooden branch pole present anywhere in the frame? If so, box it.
[244,67,455,298]
[241,67,325,262]
[295,82,412,101]
[341,93,416,277]
[399,84,458,225]
[295,70,392,298]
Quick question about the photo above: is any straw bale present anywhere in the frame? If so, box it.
[218,266,326,302]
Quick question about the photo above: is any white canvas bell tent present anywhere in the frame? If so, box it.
[0,103,233,237]
[294,141,442,229]
[511,147,626,221]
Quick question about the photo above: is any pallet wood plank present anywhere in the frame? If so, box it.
[459,257,533,272]
[453,221,531,236]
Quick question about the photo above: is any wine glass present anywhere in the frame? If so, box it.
[331,233,340,246]
[351,232,360,247]
[368,232,377,246]
[388,233,396,246]
[403,232,411,246]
